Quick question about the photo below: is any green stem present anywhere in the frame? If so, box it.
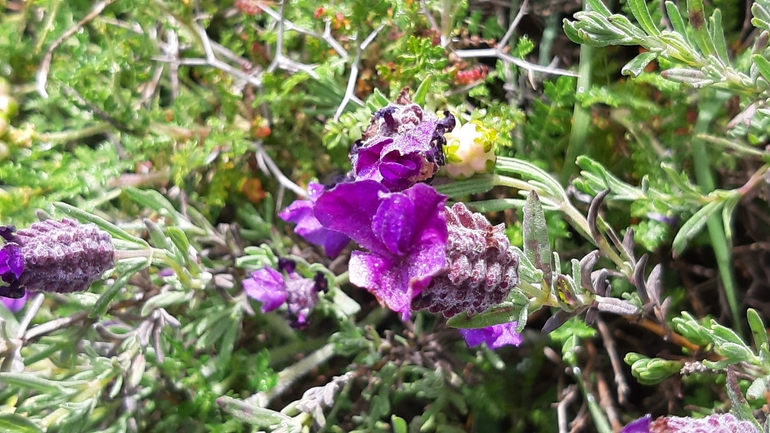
[39,122,112,143]
[560,34,594,183]
[692,94,743,337]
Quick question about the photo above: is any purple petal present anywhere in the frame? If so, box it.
[314,180,390,252]
[459,322,522,349]
[0,226,16,241]
[0,243,24,279]
[372,193,416,256]
[243,267,287,313]
[620,415,651,433]
[285,273,319,327]
[2,291,27,313]
[279,184,350,258]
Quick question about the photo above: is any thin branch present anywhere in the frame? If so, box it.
[24,311,90,342]
[252,141,307,197]
[333,23,386,121]
[37,0,117,98]
[596,318,631,404]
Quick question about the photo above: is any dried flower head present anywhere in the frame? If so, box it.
[411,202,519,318]
[0,219,114,298]
[349,88,455,192]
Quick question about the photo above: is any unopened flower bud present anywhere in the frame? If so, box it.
[442,121,497,179]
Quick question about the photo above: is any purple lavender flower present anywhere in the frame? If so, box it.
[621,413,760,433]
[243,261,324,327]
[459,322,522,349]
[243,267,287,313]
[279,182,349,258]
[2,290,27,313]
[0,219,114,298]
[314,180,448,321]
[350,89,455,192]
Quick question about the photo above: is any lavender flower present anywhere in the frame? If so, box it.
[2,290,27,313]
[279,182,349,258]
[243,261,325,327]
[621,413,760,433]
[350,89,455,192]
[243,267,287,313]
[314,180,448,321]
[411,202,519,318]
[0,219,114,298]
[459,322,522,349]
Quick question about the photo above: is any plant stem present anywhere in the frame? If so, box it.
[560,31,593,184]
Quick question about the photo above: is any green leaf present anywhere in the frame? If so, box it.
[709,9,729,64]
[447,298,527,329]
[621,51,658,77]
[672,200,724,257]
[216,396,300,431]
[687,0,716,56]
[412,74,432,105]
[391,415,408,433]
[140,291,190,317]
[627,0,659,35]
[523,190,552,285]
[0,414,43,433]
[89,257,151,318]
[0,373,82,395]
[753,54,770,82]
[752,2,770,31]
[585,0,612,17]
[726,367,764,429]
[665,1,691,45]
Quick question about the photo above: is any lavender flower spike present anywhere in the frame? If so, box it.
[0,219,114,298]
[459,322,522,350]
[315,180,448,321]
[621,413,760,433]
[350,88,455,192]
[279,182,349,258]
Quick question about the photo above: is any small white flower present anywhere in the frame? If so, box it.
[442,121,497,179]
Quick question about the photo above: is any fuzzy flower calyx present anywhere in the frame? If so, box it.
[350,88,456,192]
[411,202,519,318]
[279,182,350,258]
[314,180,448,321]
[442,120,497,179]
[621,413,759,433]
[1,219,114,298]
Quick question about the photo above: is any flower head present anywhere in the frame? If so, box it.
[0,219,114,298]
[314,180,448,321]
[243,260,325,327]
[621,413,759,433]
[350,89,455,192]
[411,202,519,318]
[459,322,522,349]
[279,182,349,258]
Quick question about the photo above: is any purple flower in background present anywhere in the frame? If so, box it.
[0,219,114,299]
[243,260,325,327]
[315,180,447,321]
[620,413,760,433]
[350,89,455,192]
[2,290,27,313]
[459,322,522,349]
[243,267,287,313]
[279,182,349,258]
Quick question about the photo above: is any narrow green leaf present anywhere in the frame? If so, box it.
[140,291,190,317]
[585,0,612,17]
[447,300,526,329]
[672,200,724,257]
[392,415,408,433]
[709,9,729,64]
[687,0,716,56]
[665,1,691,45]
[523,191,552,285]
[0,373,81,394]
[412,74,433,105]
[722,193,741,246]
[52,202,146,247]
[621,51,658,77]
[628,0,659,35]
[753,54,770,82]
[124,187,182,224]
[0,414,43,433]
[89,257,150,318]
[726,366,764,429]
[752,2,770,32]
[216,396,299,430]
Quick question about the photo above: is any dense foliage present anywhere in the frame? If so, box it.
[2,0,770,431]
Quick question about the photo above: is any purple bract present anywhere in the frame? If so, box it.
[243,267,288,313]
[242,261,324,327]
[314,180,447,321]
[2,290,27,313]
[279,182,350,258]
[459,322,522,349]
